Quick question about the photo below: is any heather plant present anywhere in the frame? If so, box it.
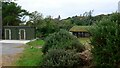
[42,29,85,54]
[41,49,84,68]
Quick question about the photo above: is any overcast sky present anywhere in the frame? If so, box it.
[15,0,120,19]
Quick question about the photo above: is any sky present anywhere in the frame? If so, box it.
[15,0,120,19]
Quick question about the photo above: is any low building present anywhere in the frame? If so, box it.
[69,26,90,37]
[2,26,36,40]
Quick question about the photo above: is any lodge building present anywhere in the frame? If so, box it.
[69,26,90,37]
[2,26,35,40]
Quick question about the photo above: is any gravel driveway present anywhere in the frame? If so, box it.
[0,43,2,67]
[2,43,24,55]
[0,40,29,66]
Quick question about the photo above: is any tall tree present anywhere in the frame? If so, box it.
[2,2,28,26]
[26,11,43,27]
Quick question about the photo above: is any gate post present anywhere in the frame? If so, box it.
[0,1,2,40]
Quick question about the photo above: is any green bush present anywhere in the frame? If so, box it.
[42,29,85,54]
[41,49,84,68]
[89,13,120,68]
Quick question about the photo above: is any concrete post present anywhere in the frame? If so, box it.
[0,1,2,40]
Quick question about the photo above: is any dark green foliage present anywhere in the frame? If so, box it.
[26,14,74,38]
[41,30,85,67]
[64,10,94,26]
[42,29,85,54]
[58,20,74,31]
[2,2,29,26]
[39,17,60,37]
[41,49,84,68]
[92,14,108,23]
[89,13,120,68]
[109,13,120,24]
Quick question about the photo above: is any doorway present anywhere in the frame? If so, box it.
[19,29,26,40]
[5,29,11,40]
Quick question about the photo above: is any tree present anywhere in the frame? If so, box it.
[89,13,120,68]
[59,19,74,30]
[26,11,43,27]
[2,2,28,26]
[64,10,94,26]
[57,15,61,20]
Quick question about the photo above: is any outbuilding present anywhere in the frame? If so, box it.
[69,26,91,37]
[3,26,36,40]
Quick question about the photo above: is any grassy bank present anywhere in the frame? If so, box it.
[16,38,91,66]
[16,39,45,66]
[79,38,92,50]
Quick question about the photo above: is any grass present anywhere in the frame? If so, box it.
[15,38,91,66]
[27,39,45,47]
[70,26,91,32]
[78,37,92,50]
[16,39,45,66]
[79,37,90,44]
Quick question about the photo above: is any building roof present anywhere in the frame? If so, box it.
[69,26,91,32]
[3,26,35,28]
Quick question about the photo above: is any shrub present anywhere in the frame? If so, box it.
[42,29,85,54]
[41,49,84,68]
[89,13,120,68]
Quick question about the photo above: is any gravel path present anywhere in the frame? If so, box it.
[0,43,25,66]
[0,43,2,67]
